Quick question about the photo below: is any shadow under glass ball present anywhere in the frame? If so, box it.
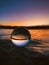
[11,27,31,47]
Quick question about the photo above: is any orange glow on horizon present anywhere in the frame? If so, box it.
[0,16,49,26]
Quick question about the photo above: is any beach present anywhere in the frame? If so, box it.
[0,29,49,65]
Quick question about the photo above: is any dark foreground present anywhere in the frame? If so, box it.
[0,40,49,65]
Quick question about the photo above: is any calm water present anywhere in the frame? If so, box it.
[0,29,49,54]
[29,29,49,42]
[0,29,49,41]
[28,29,49,54]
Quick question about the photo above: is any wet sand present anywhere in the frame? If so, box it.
[0,40,49,65]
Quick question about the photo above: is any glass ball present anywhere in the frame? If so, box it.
[11,27,31,47]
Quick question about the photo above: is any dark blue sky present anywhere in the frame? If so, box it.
[0,0,49,26]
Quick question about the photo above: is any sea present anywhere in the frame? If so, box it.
[0,29,49,54]
[0,29,49,41]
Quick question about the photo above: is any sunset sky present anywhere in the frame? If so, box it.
[0,0,49,26]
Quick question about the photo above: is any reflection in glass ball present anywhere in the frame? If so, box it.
[11,27,31,47]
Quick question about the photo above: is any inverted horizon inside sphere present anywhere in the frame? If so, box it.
[11,27,31,46]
